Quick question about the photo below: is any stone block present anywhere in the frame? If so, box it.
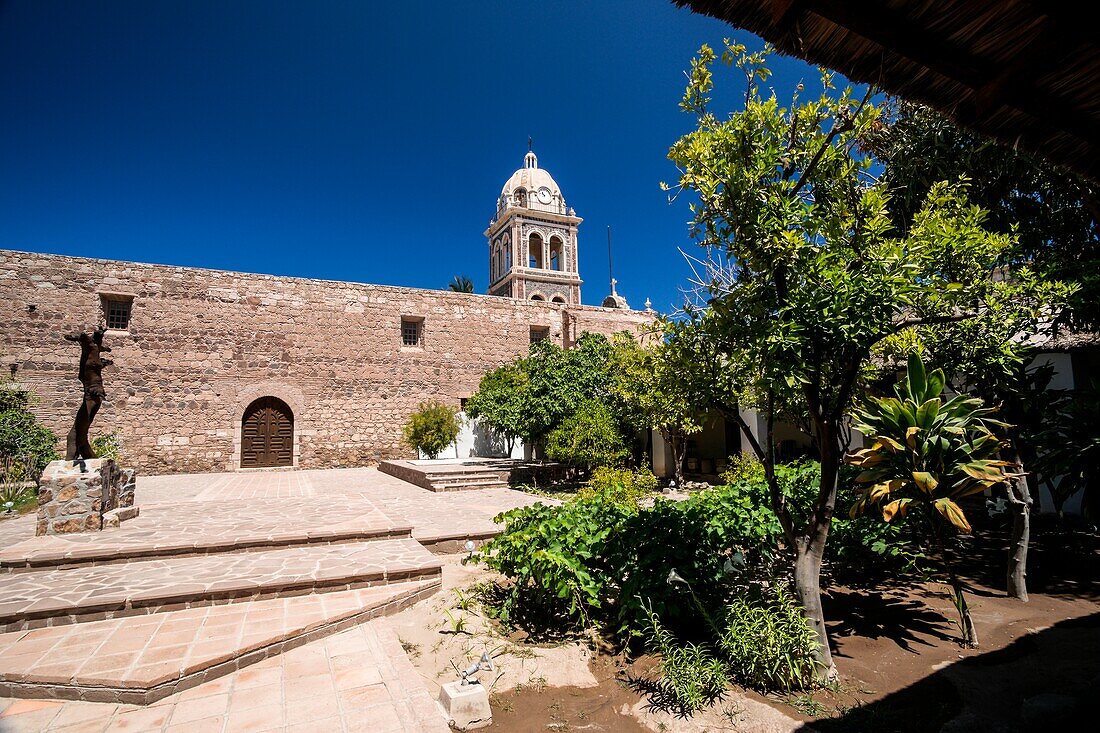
[438,681,492,731]
[118,469,137,509]
[103,505,140,529]
[35,459,137,536]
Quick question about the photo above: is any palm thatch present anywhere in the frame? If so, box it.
[674,0,1100,179]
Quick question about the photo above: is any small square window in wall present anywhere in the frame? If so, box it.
[530,326,550,344]
[101,294,134,331]
[401,317,423,347]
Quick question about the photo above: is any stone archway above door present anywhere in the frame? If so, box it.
[231,382,304,470]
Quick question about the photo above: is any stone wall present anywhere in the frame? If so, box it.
[0,250,654,474]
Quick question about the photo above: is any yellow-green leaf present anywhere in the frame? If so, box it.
[849,497,867,519]
[869,482,893,502]
[874,437,904,453]
[912,471,939,494]
[935,497,972,533]
[882,498,912,522]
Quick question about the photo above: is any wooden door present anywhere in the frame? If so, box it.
[241,396,294,468]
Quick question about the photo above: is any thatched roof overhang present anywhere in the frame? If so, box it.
[674,0,1100,179]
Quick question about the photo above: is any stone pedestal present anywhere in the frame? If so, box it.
[438,681,492,731]
[36,459,139,536]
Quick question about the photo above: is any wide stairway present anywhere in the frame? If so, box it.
[378,458,514,492]
[0,498,442,704]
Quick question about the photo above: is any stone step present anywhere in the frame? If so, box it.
[421,471,508,481]
[0,579,440,704]
[0,499,412,572]
[427,480,511,492]
[419,470,507,480]
[0,538,442,632]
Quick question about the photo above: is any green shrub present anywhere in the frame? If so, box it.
[719,586,820,691]
[475,476,788,646]
[1,455,37,511]
[403,401,462,459]
[0,409,59,479]
[474,496,634,630]
[0,380,34,413]
[91,431,122,461]
[720,455,924,581]
[544,399,629,468]
[577,466,658,507]
[719,452,766,485]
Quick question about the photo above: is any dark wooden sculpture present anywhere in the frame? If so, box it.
[64,326,112,460]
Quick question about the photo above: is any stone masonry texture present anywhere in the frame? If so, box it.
[35,459,108,536]
[0,250,654,474]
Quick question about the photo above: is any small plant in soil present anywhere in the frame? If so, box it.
[785,693,827,717]
[442,608,470,635]
[453,588,474,611]
[398,638,421,658]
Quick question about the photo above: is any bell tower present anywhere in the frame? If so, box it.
[485,145,583,305]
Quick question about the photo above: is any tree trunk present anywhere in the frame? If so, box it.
[793,533,836,680]
[668,431,686,488]
[932,517,978,647]
[1001,440,1033,602]
[1005,463,1032,602]
[792,418,841,681]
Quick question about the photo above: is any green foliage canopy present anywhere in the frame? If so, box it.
[466,332,617,446]
[0,381,59,478]
[865,100,1100,330]
[544,399,629,469]
[667,41,1018,670]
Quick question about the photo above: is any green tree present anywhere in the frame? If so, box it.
[865,99,1100,330]
[463,364,527,453]
[0,380,59,480]
[866,100,1082,601]
[667,41,1013,676]
[466,332,617,451]
[544,399,629,470]
[848,353,1014,647]
[403,401,462,459]
[611,329,702,487]
[448,275,475,293]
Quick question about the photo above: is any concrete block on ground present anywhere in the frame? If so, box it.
[438,680,492,730]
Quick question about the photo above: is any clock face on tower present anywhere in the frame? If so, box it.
[537,187,552,204]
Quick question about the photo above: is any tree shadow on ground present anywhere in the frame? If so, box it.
[824,588,957,655]
[803,611,1100,733]
[957,515,1100,601]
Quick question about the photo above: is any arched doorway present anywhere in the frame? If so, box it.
[240,396,294,468]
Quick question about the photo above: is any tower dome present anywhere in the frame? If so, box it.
[497,148,570,217]
[485,143,584,306]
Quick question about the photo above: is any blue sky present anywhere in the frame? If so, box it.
[1,1,837,312]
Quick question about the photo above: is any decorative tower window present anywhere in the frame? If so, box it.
[549,236,563,271]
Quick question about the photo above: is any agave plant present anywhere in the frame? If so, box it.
[847,352,1015,647]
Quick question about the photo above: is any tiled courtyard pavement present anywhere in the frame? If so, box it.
[0,620,447,733]
[0,467,548,731]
